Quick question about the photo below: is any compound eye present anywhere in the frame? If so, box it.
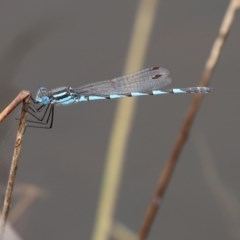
[35,87,50,104]
[41,96,50,104]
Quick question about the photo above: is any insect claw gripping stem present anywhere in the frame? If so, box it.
[21,95,55,129]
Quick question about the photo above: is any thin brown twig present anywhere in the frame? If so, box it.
[0,94,30,239]
[0,90,30,124]
[138,0,240,239]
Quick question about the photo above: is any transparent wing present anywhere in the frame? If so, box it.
[74,67,172,97]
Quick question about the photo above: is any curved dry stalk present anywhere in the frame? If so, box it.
[0,91,30,123]
[138,1,240,240]
[0,93,30,238]
[9,184,48,224]
[91,0,159,240]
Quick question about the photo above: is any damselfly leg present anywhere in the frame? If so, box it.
[25,96,54,129]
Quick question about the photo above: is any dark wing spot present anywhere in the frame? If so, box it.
[151,66,160,70]
[152,74,161,79]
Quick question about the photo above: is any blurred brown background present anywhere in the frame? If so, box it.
[0,0,239,239]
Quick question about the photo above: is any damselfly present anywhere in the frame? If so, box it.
[27,67,213,128]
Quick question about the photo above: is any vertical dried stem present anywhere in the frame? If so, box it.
[0,95,30,239]
[138,1,240,240]
[91,1,159,240]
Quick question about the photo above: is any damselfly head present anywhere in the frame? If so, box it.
[35,87,50,105]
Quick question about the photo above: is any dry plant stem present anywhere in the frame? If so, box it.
[0,96,30,238]
[91,0,159,240]
[0,90,30,124]
[138,1,240,240]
